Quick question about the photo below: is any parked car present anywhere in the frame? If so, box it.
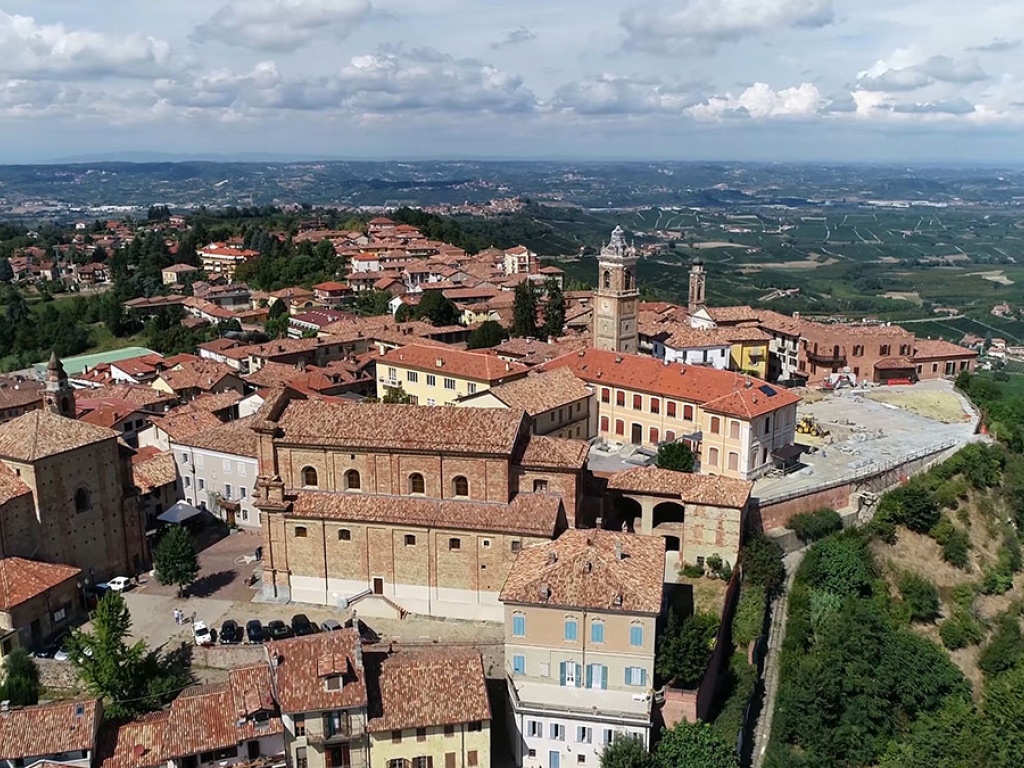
[320,619,343,632]
[291,614,317,636]
[220,619,242,645]
[34,632,68,659]
[246,620,265,644]
[344,617,380,645]
[55,642,92,663]
[107,576,133,592]
[193,621,214,646]
[266,620,294,640]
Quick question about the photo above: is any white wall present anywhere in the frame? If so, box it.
[171,443,260,527]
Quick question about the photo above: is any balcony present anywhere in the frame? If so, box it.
[306,718,364,746]
[805,347,846,365]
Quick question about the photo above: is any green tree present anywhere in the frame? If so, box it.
[654,721,738,768]
[899,572,940,622]
[541,278,566,338]
[0,257,12,283]
[0,649,40,705]
[356,289,392,316]
[600,735,655,768]
[656,442,695,472]
[153,525,200,597]
[381,386,414,404]
[656,611,719,688]
[512,281,538,337]
[467,319,507,349]
[979,612,1024,678]
[983,665,1024,767]
[740,534,785,596]
[416,291,461,326]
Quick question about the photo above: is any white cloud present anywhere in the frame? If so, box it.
[492,27,537,50]
[967,37,1021,53]
[891,97,975,115]
[856,54,987,92]
[687,82,824,120]
[621,0,834,54]
[0,11,173,79]
[551,74,705,115]
[192,0,373,52]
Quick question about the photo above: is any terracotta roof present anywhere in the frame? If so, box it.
[79,384,175,408]
[0,463,31,506]
[0,410,116,461]
[175,390,243,415]
[724,325,772,343]
[173,416,258,458]
[606,466,752,508]
[706,305,760,324]
[271,631,368,714]
[481,368,591,416]
[78,400,144,429]
[265,395,527,455]
[198,338,241,354]
[157,361,238,393]
[519,434,589,471]
[0,557,81,610]
[541,349,799,420]
[0,379,44,410]
[97,711,169,768]
[913,339,978,360]
[755,310,806,337]
[499,529,665,614]
[875,356,915,370]
[163,263,198,274]
[379,344,528,383]
[0,698,100,760]
[152,409,224,442]
[366,650,490,732]
[290,491,563,538]
[132,451,178,494]
[314,281,352,292]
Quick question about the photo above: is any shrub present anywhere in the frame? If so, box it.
[942,530,972,570]
[981,565,1013,596]
[786,507,843,543]
[978,613,1024,677]
[732,584,766,646]
[930,515,956,545]
[740,534,786,596]
[657,611,720,688]
[681,563,706,579]
[951,583,977,609]
[940,610,984,650]
[705,553,732,581]
[899,572,940,622]
[656,442,695,473]
[800,532,874,597]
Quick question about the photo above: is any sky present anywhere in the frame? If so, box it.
[2,0,1024,163]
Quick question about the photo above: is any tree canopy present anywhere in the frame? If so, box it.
[153,525,200,597]
[512,281,538,337]
[0,649,40,706]
[655,722,738,768]
[656,442,695,472]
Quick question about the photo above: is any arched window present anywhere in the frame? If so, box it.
[602,270,611,289]
[624,268,633,290]
[294,526,308,538]
[409,473,425,495]
[452,476,469,497]
[301,466,318,488]
[344,470,361,491]
[74,487,91,513]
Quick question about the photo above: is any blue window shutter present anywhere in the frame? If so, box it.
[559,661,567,686]
[565,620,577,641]
[592,622,604,643]
[513,655,525,674]
[575,663,583,688]
[631,625,643,646]
[513,614,525,637]
[601,665,608,690]
[586,664,593,689]
[625,668,631,686]
[640,668,647,687]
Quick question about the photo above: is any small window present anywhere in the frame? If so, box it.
[295,716,306,736]
[667,401,677,418]
[223,459,231,473]
[513,654,526,674]
[601,387,610,403]
[324,675,342,691]
[74,487,91,513]
[452,476,469,497]
[591,620,605,644]
[345,469,361,491]
[649,427,659,444]
[426,374,436,387]
[616,391,625,406]
[564,618,578,642]
[482,539,491,548]
[665,430,675,442]
[302,466,318,487]
[533,478,549,492]
[467,382,477,394]
[615,419,624,436]
[238,463,247,477]
[296,748,308,768]
[511,541,522,553]
[294,526,308,538]
[409,473,425,494]
[405,534,416,546]
[650,397,660,414]
[416,728,427,742]
[449,538,461,551]
[729,420,740,439]
[338,529,351,541]
[392,730,402,744]
[469,721,482,732]
[444,725,455,738]
[630,624,644,647]
[632,394,642,410]
[708,447,719,466]
[444,377,456,390]
[710,416,721,434]
[183,476,191,488]
[224,484,232,499]
[446,755,456,768]
[467,751,478,767]
[407,371,419,383]
[683,404,694,420]
[512,612,526,637]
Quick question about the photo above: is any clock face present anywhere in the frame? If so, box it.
[601,299,611,312]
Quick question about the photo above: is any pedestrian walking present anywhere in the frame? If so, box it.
[191,611,196,624]
[173,608,180,625]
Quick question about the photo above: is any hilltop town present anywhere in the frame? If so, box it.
[0,211,987,768]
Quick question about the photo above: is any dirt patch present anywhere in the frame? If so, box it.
[863,388,969,424]
[692,241,738,249]
[739,257,838,270]
[676,575,729,619]
[970,270,1015,286]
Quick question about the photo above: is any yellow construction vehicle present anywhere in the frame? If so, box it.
[796,416,830,438]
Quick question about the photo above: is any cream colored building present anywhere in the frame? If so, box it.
[500,530,665,768]
[376,344,529,405]
[456,367,596,440]
[543,348,800,481]
[367,650,491,768]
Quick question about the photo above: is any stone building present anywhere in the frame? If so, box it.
[592,227,639,355]
[0,356,147,579]
[252,389,587,620]
[0,557,83,657]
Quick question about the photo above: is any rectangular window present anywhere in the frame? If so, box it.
[615,419,624,436]
[469,721,482,732]
[667,401,677,418]
[560,661,581,687]
[408,371,419,383]
[417,728,427,742]
[513,655,525,674]
[426,398,436,406]
[549,724,565,741]
[184,476,191,488]
[449,538,461,550]
[224,484,232,498]
[591,622,604,643]
[728,452,739,471]
[729,420,740,439]
[616,391,625,406]
[238,462,246,477]
[708,448,719,467]
[625,667,648,687]
[295,748,308,768]
[527,721,542,738]
[468,752,478,767]
[601,388,610,403]
[240,487,247,499]
[632,394,642,410]
[444,725,455,738]
[426,374,436,387]
[683,404,694,420]
[446,754,456,768]
[198,478,205,491]
[564,619,578,642]
[604,730,614,745]
[180,452,189,464]
[467,382,477,394]
[630,625,644,647]
[444,377,456,390]
[392,730,403,744]
[295,716,306,737]
[650,397,660,414]
[586,664,608,690]
[223,459,231,473]
[600,416,609,432]
[576,727,592,744]
[512,614,526,637]
[710,416,721,434]
[405,534,416,546]
[413,757,431,768]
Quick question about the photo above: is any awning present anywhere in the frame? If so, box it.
[773,444,804,462]
[158,501,204,524]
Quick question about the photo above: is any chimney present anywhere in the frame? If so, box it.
[615,541,624,560]
[547,551,558,564]
[744,377,752,388]
[793,311,800,320]
[435,358,444,368]
[505,362,511,372]
[539,584,552,600]
[615,356,623,364]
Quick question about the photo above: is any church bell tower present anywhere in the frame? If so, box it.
[44,351,76,419]
[592,226,639,354]
[688,258,706,312]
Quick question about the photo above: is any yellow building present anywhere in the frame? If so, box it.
[725,327,771,378]
[367,650,491,768]
[376,344,529,405]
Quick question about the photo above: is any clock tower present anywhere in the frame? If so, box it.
[592,226,639,354]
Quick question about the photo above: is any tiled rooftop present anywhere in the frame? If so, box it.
[366,650,490,732]
[271,631,368,714]
[378,344,529,383]
[913,338,978,359]
[606,466,752,508]
[0,557,82,610]
[131,450,178,494]
[173,415,258,458]
[481,367,591,417]
[289,491,563,538]
[0,410,116,461]
[519,434,589,470]
[0,698,100,760]
[0,463,31,505]
[499,529,665,614]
